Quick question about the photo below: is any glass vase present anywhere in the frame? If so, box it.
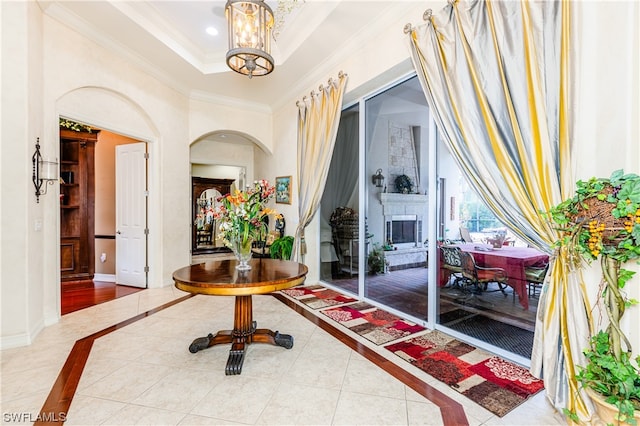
[230,235,253,270]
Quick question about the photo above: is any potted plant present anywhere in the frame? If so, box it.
[548,170,640,425]
[367,243,388,274]
[270,235,294,260]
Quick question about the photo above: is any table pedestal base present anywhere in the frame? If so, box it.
[187,295,293,375]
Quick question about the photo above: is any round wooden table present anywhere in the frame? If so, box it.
[172,258,308,375]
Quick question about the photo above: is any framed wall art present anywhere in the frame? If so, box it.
[275,176,292,204]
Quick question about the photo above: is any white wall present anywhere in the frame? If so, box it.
[571,1,640,355]
[191,140,255,187]
[189,98,272,154]
[191,164,245,192]
[42,18,192,296]
[0,4,272,348]
[1,1,46,347]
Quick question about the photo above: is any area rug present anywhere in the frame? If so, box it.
[280,285,358,309]
[321,301,426,345]
[386,330,544,417]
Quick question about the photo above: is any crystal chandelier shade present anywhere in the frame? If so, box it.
[225,0,275,78]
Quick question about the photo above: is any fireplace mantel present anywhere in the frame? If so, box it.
[379,193,428,216]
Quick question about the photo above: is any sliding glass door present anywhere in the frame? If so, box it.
[318,73,538,362]
[363,76,431,321]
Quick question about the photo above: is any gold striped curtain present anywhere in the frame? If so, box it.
[406,0,593,419]
[293,72,348,261]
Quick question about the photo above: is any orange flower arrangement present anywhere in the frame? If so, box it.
[212,180,277,268]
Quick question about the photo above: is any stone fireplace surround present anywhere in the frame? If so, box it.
[379,193,428,270]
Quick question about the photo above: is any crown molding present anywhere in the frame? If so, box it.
[189,90,272,114]
[42,2,194,98]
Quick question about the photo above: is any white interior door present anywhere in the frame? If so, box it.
[116,143,147,287]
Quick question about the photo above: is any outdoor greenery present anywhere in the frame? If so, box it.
[548,169,640,425]
[459,191,503,233]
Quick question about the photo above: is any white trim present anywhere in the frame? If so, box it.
[189,90,271,114]
[0,318,44,350]
[94,273,116,283]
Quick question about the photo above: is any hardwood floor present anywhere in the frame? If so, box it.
[61,280,145,315]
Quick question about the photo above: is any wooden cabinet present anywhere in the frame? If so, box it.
[60,129,98,282]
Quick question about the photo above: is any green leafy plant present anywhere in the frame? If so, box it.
[270,236,294,260]
[367,243,388,274]
[548,169,640,424]
[59,118,93,133]
[576,331,640,425]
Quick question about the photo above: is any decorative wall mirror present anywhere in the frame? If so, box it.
[192,177,235,254]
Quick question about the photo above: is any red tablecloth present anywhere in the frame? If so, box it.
[455,243,549,310]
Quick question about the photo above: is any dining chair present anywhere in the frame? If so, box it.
[440,245,464,287]
[459,251,508,296]
[459,227,474,243]
[525,264,549,297]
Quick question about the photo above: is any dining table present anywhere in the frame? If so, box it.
[454,243,549,310]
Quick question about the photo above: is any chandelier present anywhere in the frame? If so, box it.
[225,0,275,78]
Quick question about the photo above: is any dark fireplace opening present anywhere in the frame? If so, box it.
[387,220,417,244]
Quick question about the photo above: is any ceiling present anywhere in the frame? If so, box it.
[38,1,428,109]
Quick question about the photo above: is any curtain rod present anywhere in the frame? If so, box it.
[295,71,347,107]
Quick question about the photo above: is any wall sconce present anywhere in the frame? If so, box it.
[32,138,59,203]
[372,169,385,188]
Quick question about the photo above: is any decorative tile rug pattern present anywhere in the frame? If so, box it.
[280,284,358,309]
[386,330,544,417]
[321,301,426,345]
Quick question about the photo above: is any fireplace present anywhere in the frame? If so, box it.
[378,193,428,269]
[379,193,428,249]
[386,215,420,246]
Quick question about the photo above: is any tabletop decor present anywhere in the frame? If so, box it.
[548,169,640,424]
[213,180,277,270]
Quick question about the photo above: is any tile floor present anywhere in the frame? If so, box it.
[1,285,567,425]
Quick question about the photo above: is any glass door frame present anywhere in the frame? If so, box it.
[354,72,440,328]
[320,72,533,366]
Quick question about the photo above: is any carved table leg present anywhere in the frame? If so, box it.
[222,295,253,375]
[188,294,294,375]
[189,334,213,353]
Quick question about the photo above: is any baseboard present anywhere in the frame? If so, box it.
[94,273,116,282]
[0,333,31,350]
[0,317,44,350]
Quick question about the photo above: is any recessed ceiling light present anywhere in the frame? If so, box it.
[206,26,219,36]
